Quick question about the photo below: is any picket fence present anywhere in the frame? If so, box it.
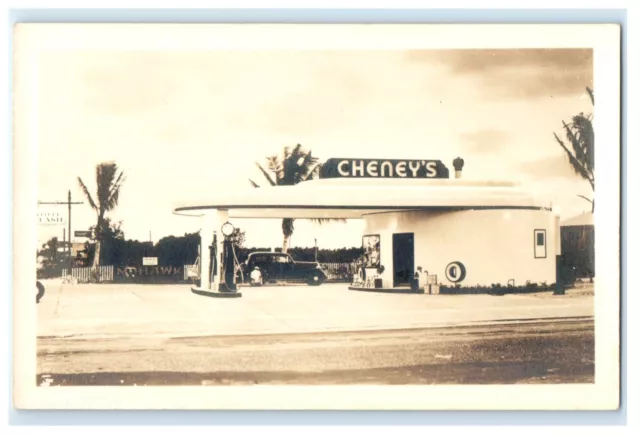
[62,265,114,283]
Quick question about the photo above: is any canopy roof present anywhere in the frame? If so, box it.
[173,178,551,219]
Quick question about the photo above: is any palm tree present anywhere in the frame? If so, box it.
[249,144,345,253]
[77,162,126,269]
[553,86,595,212]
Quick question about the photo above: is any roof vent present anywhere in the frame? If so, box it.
[453,157,464,179]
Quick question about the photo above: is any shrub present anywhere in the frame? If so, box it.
[439,282,557,295]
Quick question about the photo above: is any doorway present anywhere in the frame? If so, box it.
[393,233,414,287]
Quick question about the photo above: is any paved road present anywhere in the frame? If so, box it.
[37,318,594,386]
[37,282,594,339]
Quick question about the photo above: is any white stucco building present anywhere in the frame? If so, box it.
[174,158,560,293]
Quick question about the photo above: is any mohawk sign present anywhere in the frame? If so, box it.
[320,158,450,179]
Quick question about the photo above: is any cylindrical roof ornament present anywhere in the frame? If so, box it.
[453,157,464,179]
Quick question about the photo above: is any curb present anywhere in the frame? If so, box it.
[191,288,242,298]
[348,286,424,294]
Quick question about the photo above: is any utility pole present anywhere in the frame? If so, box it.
[38,190,84,273]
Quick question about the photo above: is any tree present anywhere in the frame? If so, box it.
[553,86,595,212]
[153,228,246,267]
[84,218,126,267]
[227,227,246,248]
[249,144,345,253]
[77,161,126,269]
[36,236,70,278]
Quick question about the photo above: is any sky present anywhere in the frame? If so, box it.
[35,48,594,250]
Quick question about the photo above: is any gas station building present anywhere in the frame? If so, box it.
[173,158,560,295]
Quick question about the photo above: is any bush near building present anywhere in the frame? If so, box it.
[439,282,555,295]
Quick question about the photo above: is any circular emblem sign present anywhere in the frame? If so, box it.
[445,262,466,283]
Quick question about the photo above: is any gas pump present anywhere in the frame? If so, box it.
[208,232,217,287]
[219,222,237,292]
[191,220,242,298]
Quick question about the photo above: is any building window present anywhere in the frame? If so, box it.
[534,229,547,259]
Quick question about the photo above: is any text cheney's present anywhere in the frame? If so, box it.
[320,158,449,179]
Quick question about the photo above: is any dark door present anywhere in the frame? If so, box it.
[272,254,293,281]
[393,233,414,287]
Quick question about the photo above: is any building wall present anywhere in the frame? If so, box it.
[561,225,595,278]
[363,209,558,287]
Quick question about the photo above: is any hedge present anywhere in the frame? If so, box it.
[438,282,558,295]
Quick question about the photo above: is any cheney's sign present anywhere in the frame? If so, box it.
[320,158,449,179]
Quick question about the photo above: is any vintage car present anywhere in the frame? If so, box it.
[241,252,327,286]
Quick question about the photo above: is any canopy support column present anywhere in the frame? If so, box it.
[198,212,214,291]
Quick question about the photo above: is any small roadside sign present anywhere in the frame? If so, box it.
[75,230,92,238]
[143,257,158,266]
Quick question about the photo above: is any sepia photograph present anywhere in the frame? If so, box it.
[12,23,621,410]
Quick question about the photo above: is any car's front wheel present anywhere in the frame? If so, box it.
[307,271,325,286]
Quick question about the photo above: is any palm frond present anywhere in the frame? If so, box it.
[266,155,280,172]
[77,177,98,212]
[281,145,307,185]
[297,152,320,182]
[554,133,595,190]
[301,163,322,182]
[249,179,260,188]
[586,86,594,106]
[310,218,347,224]
[108,171,125,197]
[282,146,293,163]
[265,156,283,184]
[95,162,121,212]
[571,114,595,172]
[562,121,588,164]
[281,153,299,186]
[106,171,126,210]
[106,188,120,210]
[255,162,277,186]
[290,144,304,160]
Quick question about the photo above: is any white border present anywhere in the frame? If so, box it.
[12,23,621,410]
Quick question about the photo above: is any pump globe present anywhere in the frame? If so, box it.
[221,222,235,237]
